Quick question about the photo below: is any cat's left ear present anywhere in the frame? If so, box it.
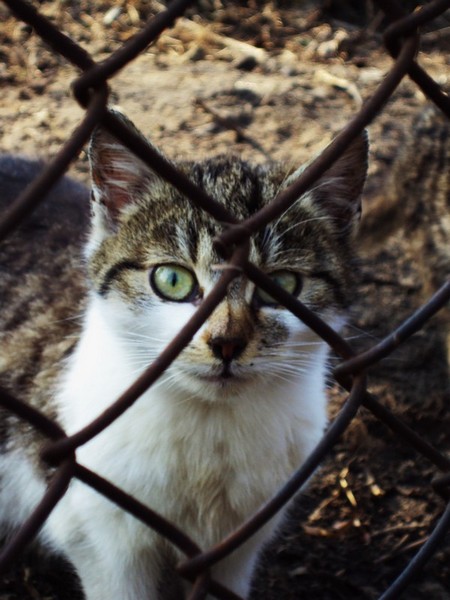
[88,110,165,232]
[287,131,369,235]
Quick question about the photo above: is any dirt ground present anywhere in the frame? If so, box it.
[0,1,449,598]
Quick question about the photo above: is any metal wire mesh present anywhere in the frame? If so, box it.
[0,1,449,598]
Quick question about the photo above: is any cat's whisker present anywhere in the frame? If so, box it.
[265,371,296,385]
[271,352,340,366]
[261,360,330,373]
[47,312,85,326]
[124,350,162,360]
[343,323,381,342]
[277,339,327,347]
[269,367,309,381]
[269,176,336,233]
[259,361,319,376]
[123,331,168,344]
[261,347,321,356]
[274,215,336,242]
[264,361,327,370]
[60,334,83,341]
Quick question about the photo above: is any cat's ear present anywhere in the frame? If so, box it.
[88,110,164,233]
[287,131,369,235]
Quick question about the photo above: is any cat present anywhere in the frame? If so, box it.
[359,105,450,363]
[0,112,368,599]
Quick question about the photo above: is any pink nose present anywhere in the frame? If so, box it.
[208,337,247,362]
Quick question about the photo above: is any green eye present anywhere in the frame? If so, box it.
[150,265,198,302]
[256,270,300,306]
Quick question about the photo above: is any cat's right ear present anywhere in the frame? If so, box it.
[88,110,164,235]
[285,132,369,237]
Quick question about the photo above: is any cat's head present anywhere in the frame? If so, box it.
[86,111,368,401]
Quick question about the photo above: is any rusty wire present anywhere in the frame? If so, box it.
[0,0,450,598]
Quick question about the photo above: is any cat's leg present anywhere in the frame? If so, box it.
[180,543,257,600]
[211,555,256,598]
[46,489,164,600]
[205,529,273,600]
[64,539,163,600]
[179,519,281,599]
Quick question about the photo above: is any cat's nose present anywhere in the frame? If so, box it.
[208,336,247,363]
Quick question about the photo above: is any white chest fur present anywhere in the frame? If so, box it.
[48,296,329,598]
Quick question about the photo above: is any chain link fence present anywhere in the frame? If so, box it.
[0,0,449,598]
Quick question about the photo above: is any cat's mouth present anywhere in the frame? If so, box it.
[190,362,248,386]
[174,360,258,397]
[198,366,236,383]
[219,362,233,378]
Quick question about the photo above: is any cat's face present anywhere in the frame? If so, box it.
[86,112,368,401]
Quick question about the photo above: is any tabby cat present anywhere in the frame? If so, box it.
[360,106,450,363]
[0,112,368,599]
